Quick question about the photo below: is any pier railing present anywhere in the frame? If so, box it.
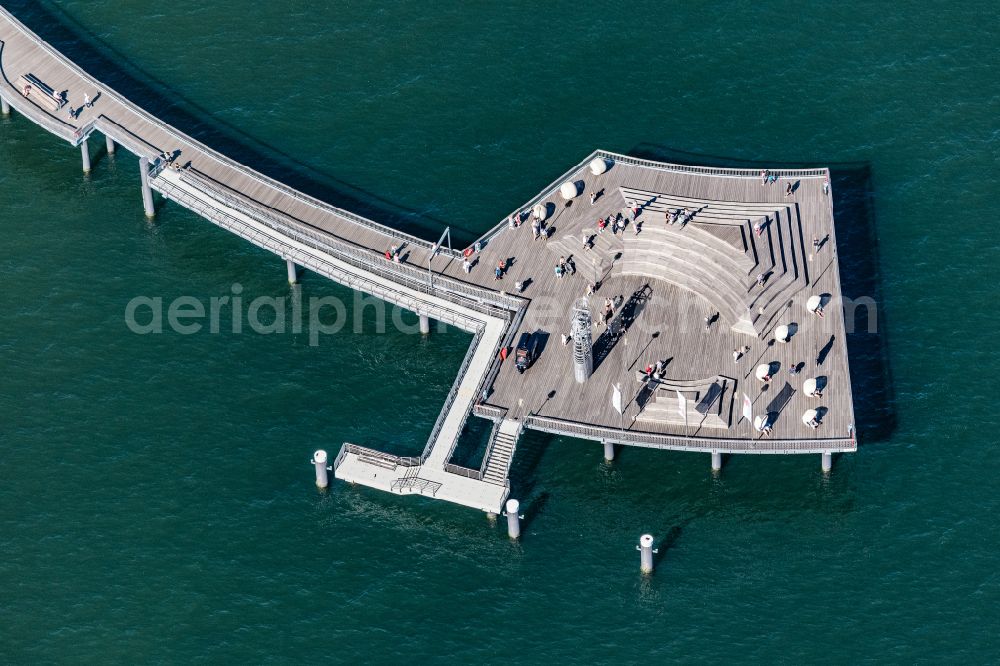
[594,150,829,179]
[390,476,442,496]
[0,7,460,258]
[476,302,527,402]
[471,149,829,248]
[472,404,507,421]
[338,443,421,469]
[153,176,515,331]
[434,303,521,470]
[477,419,504,480]
[521,414,856,453]
[420,325,485,463]
[442,463,482,480]
[172,171,522,319]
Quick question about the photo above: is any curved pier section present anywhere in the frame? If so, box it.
[1,7,857,515]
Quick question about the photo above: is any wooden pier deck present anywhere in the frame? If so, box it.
[0,6,856,512]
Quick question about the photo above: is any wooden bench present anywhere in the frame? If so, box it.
[18,73,64,112]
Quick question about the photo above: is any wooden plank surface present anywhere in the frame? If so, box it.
[0,10,856,450]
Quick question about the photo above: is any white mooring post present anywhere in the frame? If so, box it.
[419,314,430,335]
[105,135,115,155]
[80,138,91,173]
[504,499,522,539]
[821,451,832,474]
[312,449,329,489]
[1,95,10,116]
[603,441,615,461]
[711,451,723,472]
[638,534,656,574]
[139,156,155,218]
[286,259,298,284]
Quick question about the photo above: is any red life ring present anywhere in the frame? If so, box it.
[463,247,474,258]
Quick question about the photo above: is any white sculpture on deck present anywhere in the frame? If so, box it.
[571,297,594,384]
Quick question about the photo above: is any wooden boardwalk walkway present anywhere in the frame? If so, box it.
[0,7,857,511]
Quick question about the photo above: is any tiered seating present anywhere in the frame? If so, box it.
[618,187,810,337]
[623,229,756,335]
[620,186,780,225]
[634,374,733,429]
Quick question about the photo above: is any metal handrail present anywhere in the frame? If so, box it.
[477,419,503,477]
[443,463,482,480]
[176,169,521,316]
[343,443,420,467]
[0,7,459,257]
[596,150,829,179]
[472,404,507,421]
[471,148,829,248]
[333,444,350,469]
[390,476,442,495]
[522,414,855,453]
[436,303,518,469]
[420,326,484,462]
[476,302,527,402]
[153,178,503,332]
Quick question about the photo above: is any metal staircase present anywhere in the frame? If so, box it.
[481,419,522,485]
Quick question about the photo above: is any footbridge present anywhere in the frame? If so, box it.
[1,6,858,514]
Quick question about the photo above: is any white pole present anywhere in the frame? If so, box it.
[711,451,722,472]
[80,138,91,173]
[603,441,615,461]
[139,156,155,218]
[312,449,329,489]
[105,134,115,155]
[1,96,10,116]
[821,451,832,474]
[504,499,521,539]
[419,314,430,335]
[638,534,655,574]
[286,259,298,284]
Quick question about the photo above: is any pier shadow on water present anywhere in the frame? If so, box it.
[630,144,896,444]
[8,1,472,244]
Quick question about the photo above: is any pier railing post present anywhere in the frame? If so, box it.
[80,138,91,173]
[139,156,155,218]
[312,450,329,489]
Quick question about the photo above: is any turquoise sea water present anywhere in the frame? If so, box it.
[1,1,998,662]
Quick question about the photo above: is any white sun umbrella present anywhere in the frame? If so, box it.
[806,295,823,313]
[755,364,771,381]
[803,377,818,396]
[560,181,579,200]
[775,324,790,343]
[589,157,609,175]
[532,203,549,221]
[802,408,819,425]
[754,415,769,431]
